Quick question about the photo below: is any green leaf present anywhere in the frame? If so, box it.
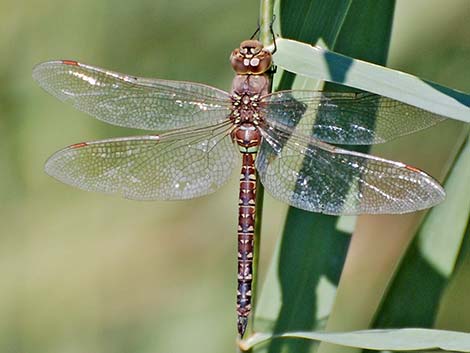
[415,135,470,277]
[435,217,470,330]
[279,0,352,46]
[241,329,470,352]
[272,38,470,122]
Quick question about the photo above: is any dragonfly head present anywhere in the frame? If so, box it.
[230,40,272,75]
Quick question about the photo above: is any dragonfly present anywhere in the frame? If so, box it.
[33,39,446,337]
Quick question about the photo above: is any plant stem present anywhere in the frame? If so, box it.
[259,0,275,47]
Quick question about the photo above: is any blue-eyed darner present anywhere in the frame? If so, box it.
[33,39,446,337]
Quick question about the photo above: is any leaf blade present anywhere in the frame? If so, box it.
[273,38,470,122]
[242,328,470,352]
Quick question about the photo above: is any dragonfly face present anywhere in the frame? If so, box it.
[33,39,446,338]
[230,40,272,74]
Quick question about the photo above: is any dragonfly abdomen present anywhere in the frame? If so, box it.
[236,152,257,337]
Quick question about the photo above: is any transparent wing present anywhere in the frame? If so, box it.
[261,91,446,145]
[45,122,237,200]
[33,60,232,131]
[256,123,445,215]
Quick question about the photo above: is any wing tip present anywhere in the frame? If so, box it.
[33,59,79,67]
[44,142,83,179]
[44,149,64,179]
[32,59,81,80]
[404,164,446,204]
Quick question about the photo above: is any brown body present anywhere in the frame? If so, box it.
[229,40,272,337]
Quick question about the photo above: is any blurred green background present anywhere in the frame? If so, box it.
[0,0,469,352]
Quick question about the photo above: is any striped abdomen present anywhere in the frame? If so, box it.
[236,152,257,337]
[231,124,261,337]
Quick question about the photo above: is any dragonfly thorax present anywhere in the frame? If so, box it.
[230,92,262,123]
[230,74,269,125]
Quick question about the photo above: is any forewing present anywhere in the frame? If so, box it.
[33,60,231,131]
[256,124,445,215]
[262,91,446,145]
[45,123,238,200]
